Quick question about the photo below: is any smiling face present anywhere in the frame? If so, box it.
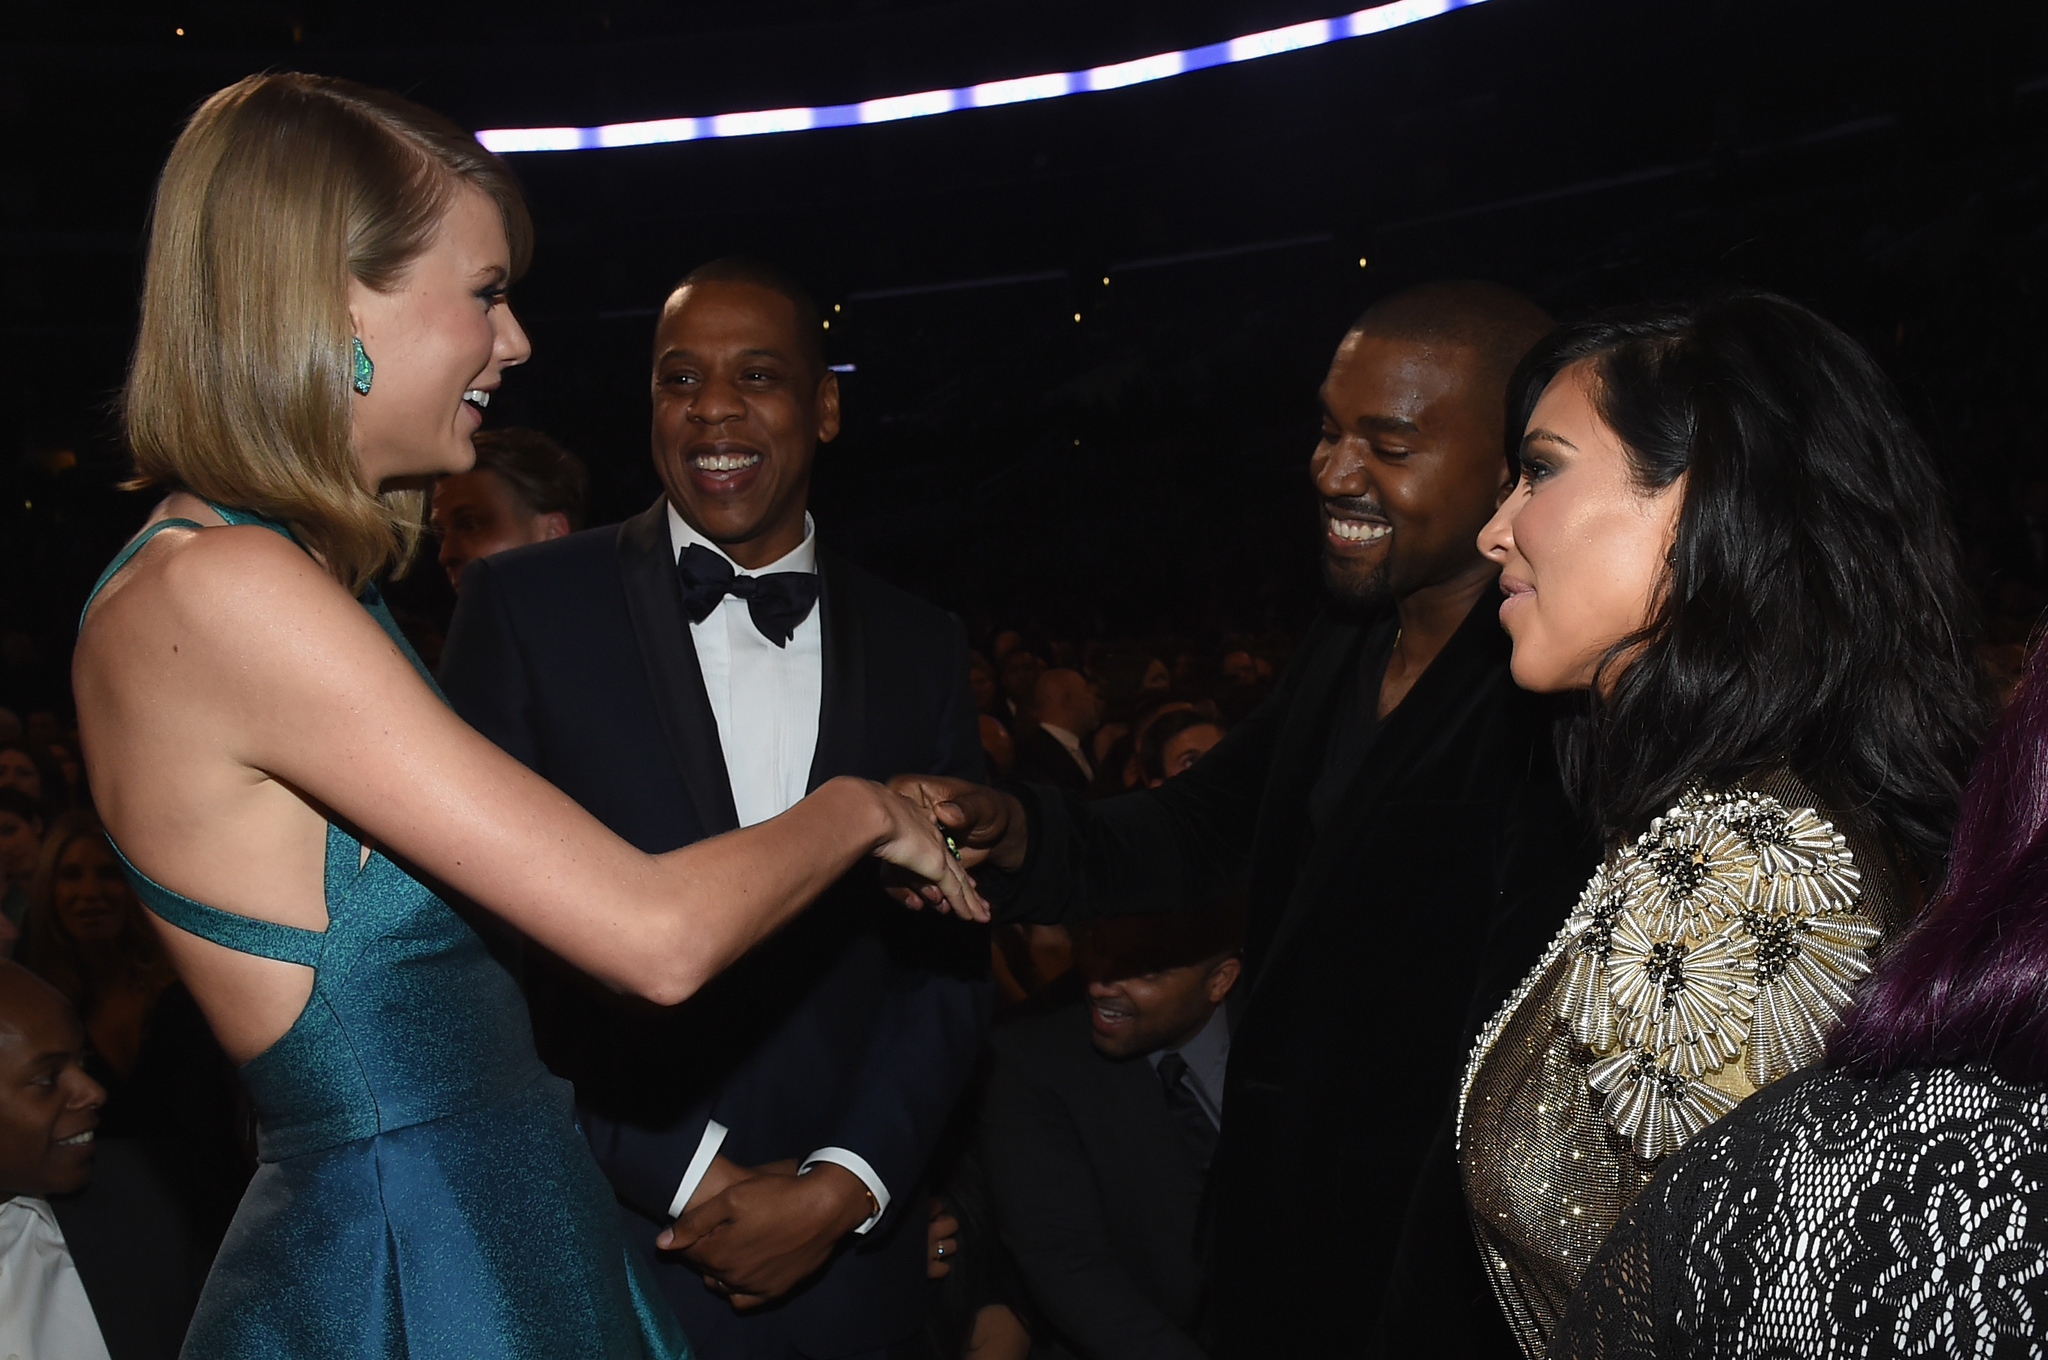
[52,835,136,948]
[1085,954,1240,1060]
[650,280,840,570]
[0,964,105,1199]
[1313,332,1513,613]
[1479,362,1687,692]
[347,186,531,489]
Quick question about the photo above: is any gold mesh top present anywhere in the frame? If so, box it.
[1456,770,1905,1358]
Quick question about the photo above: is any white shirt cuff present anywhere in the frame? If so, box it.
[799,1147,889,1234]
[666,1120,730,1220]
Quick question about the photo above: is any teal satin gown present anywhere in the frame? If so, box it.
[84,506,692,1360]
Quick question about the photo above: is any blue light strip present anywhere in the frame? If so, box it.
[477,1,1489,154]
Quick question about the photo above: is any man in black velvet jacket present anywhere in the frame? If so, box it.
[895,283,1598,1356]
[442,259,989,1360]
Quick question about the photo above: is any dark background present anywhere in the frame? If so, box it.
[4,0,2047,714]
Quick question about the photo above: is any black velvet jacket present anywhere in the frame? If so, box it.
[990,596,1596,1357]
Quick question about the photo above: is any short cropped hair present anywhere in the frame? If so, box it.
[125,73,534,592]
[469,428,589,530]
[670,257,826,374]
[1352,281,1555,413]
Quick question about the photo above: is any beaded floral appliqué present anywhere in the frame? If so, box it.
[1557,788,1877,1160]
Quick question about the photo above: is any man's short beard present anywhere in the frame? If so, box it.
[1322,550,1394,619]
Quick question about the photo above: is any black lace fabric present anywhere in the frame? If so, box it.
[1550,1063,2048,1359]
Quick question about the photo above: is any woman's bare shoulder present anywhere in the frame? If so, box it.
[82,517,355,663]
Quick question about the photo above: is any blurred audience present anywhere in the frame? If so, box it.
[0,739,64,819]
[0,959,209,1360]
[1087,643,1172,764]
[0,787,45,950]
[429,426,588,591]
[968,650,1001,715]
[980,716,1016,777]
[995,642,1046,732]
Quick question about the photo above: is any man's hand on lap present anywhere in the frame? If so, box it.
[659,1160,874,1309]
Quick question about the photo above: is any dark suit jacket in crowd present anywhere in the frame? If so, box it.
[983,1003,1209,1360]
[988,596,1596,1358]
[54,1138,212,1360]
[440,499,993,1359]
[1011,724,1092,793]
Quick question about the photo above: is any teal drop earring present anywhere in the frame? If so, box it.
[351,336,374,395]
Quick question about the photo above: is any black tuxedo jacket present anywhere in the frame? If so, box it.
[1010,724,1092,793]
[440,500,991,1357]
[53,1138,211,1360]
[991,597,1595,1357]
[983,1004,1209,1360]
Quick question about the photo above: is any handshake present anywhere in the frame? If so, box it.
[875,775,1030,915]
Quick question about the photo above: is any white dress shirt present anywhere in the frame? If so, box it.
[664,505,888,1232]
[0,1196,111,1360]
[669,504,824,829]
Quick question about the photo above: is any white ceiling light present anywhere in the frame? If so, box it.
[478,1,1490,154]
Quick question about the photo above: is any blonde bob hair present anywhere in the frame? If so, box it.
[125,73,533,592]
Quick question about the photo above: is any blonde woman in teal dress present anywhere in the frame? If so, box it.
[72,73,985,1359]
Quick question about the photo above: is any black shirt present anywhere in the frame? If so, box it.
[1306,617,1397,835]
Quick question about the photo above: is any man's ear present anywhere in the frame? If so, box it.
[538,512,572,541]
[1207,955,1243,1004]
[817,371,842,445]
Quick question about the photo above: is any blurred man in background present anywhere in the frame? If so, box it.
[1012,669,1104,792]
[431,426,588,591]
[984,904,1242,1360]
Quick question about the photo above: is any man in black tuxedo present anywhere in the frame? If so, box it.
[985,908,1241,1360]
[441,259,989,1360]
[896,283,1599,1356]
[0,961,208,1360]
[1009,669,1103,793]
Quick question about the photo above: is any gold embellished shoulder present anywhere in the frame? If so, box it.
[1557,786,1877,1159]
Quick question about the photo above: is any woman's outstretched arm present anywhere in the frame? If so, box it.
[79,524,982,1017]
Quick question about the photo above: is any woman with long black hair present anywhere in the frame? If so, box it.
[1458,292,1988,1355]
[1554,640,2048,1358]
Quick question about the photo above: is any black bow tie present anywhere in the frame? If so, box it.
[676,542,820,647]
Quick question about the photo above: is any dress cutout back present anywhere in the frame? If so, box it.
[82,505,690,1359]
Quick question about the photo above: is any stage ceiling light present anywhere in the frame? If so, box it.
[477,0,1490,154]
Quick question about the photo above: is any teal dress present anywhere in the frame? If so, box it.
[85,507,692,1360]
